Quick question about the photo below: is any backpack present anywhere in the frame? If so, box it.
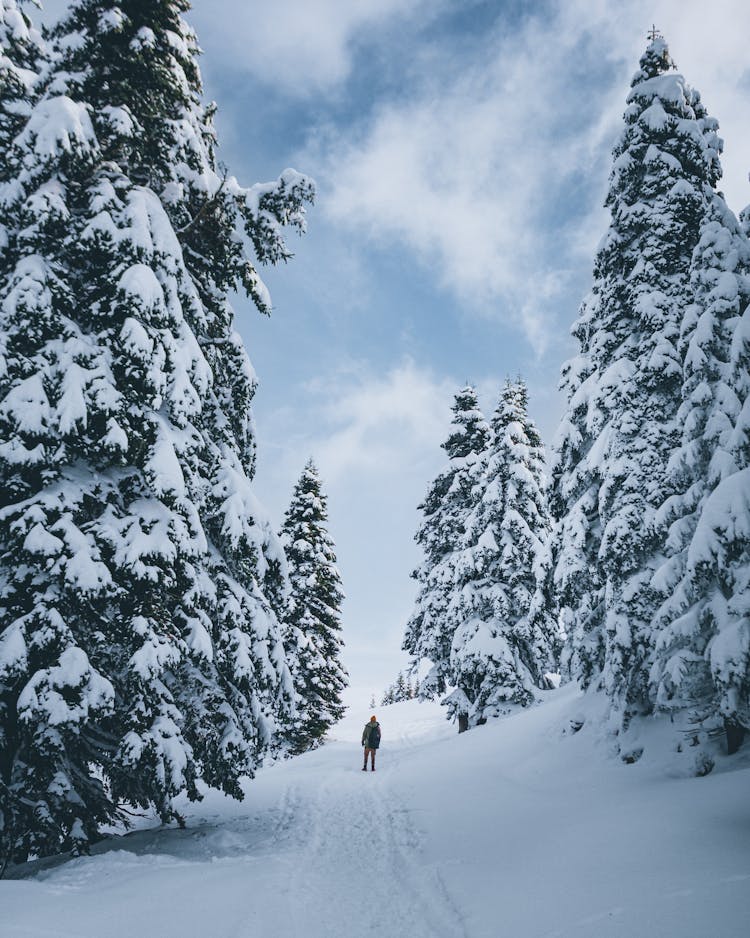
[368,723,381,749]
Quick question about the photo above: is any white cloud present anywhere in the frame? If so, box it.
[190,0,440,96]
[305,358,456,484]
[256,358,560,513]
[311,0,750,353]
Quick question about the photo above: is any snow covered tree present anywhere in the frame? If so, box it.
[0,1,41,143]
[651,193,750,758]
[395,671,408,701]
[280,460,347,754]
[445,380,559,730]
[0,0,312,864]
[552,36,726,734]
[403,386,489,699]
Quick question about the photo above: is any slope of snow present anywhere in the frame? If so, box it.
[2,687,748,938]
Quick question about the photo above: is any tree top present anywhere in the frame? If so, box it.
[633,30,675,84]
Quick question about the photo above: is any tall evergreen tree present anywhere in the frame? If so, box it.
[403,386,489,699]
[0,0,312,863]
[552,36,726,733]
[445,380,559,730]
[280,460,347,754]
[651,194,750,756]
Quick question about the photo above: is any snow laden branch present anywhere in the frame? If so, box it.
[177,166,316,289]
[241,169,316,263]
[168,159,315,316]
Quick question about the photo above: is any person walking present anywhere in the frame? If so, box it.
[362,715,381,771]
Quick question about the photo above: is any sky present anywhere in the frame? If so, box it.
[40,0,750,706]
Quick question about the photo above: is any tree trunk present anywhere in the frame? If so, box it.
[458,713,469,734]
[725,718,746,755]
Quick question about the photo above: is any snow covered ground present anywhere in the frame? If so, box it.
[2,685,748,938]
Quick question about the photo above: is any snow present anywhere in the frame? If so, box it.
[22,522,62,557]
[0,620,27,675]
[17,646,114,728]
[2,690,747,938]
[16,95,97,161]
[2,373,49,432]
[98,8,126,32]
[147,416,187,497]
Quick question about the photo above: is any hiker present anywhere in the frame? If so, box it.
[362,715,381,771]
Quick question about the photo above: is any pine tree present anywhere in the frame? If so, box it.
[394,671,408,702]
[651,193,750,757]
[0,1,41,144]
[0,0,312,863]
[403,386,489,698]
[552,36,725,733]
[445,380,559,730]
[280,460,347,754]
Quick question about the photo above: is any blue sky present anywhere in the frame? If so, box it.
[40,0,750,704]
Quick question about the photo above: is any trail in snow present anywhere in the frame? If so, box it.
[2,688,749,938]
[275,761,465,938]
[0,703,461,938]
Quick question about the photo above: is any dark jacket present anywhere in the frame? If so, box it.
[362,721,381,749]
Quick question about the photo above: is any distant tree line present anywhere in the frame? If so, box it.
[380,671,421,706]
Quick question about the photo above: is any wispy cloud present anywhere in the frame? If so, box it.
[190,0,444,97]
[302,0,750,354]
[304,358,456,484]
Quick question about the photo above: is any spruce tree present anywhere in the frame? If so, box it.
[445,380,559,729]
[280,460,347,754]
[394,671,408,702]
[651,194,750,757]
[0,0,312,863]
[552,36,726,733]
[403,386,489,699]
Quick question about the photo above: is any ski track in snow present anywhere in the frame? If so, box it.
[277,768,466,938]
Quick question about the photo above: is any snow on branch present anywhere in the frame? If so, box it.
[238,168,316,265]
